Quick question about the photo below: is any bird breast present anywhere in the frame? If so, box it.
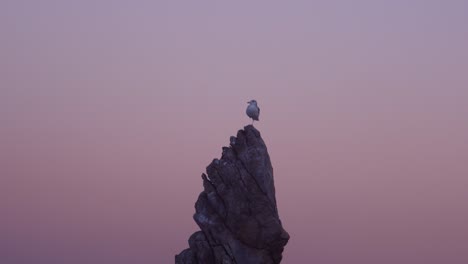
[246,104,259,118]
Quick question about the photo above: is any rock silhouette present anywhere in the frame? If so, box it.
[176,125,289,264]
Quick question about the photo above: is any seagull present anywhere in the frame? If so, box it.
[246,100,260,124]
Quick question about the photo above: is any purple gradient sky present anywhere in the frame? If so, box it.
[1,1,468,263]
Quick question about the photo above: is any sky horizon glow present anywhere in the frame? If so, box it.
[1,1,468,263]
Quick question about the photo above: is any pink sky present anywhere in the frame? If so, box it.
[1,1,468,263]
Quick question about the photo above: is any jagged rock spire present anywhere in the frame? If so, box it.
[176,125,289,264]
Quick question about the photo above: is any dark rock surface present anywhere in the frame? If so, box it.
[176,125,289,264]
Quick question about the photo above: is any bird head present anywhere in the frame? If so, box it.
[247,100,257,105]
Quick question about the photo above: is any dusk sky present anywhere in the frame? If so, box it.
[1,1,468,263]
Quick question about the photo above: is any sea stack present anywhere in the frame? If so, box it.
[176,125,289,264]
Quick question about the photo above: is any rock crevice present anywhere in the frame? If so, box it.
[176,125,289,264]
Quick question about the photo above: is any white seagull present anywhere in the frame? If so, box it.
[246,100,260,124]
